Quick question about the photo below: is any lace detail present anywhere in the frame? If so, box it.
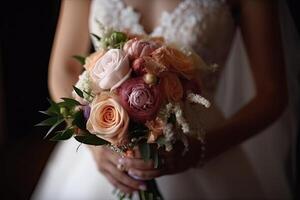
[90,0,236,94]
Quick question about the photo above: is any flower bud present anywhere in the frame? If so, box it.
[144,73,158,85]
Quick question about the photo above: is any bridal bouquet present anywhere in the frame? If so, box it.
[37,27,211,200]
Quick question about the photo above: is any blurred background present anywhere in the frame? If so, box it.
[0,0,299,199]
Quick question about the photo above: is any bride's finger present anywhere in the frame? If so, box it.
[127,168,162,180]
[119,157,154,170]
[105,161,146,191]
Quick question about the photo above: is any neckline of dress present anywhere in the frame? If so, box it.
[118,0,188,35]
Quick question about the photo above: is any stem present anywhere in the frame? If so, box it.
[138,179,164,200]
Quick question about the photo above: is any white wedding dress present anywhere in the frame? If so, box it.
[32,0,296,199]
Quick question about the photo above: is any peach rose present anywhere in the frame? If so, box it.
[146,117,165,143]
[123,38,160,60]
[132,57,166,76]
[151,46,195,79]
[83,50,106,71]
[89,49,131,91]
[86,92,129,146]
[161,73,183,102]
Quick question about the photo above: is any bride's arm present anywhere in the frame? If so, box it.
[120,0,288,179]
[205,0,287,160]
[48,0,91,101]
[49,1,145,193]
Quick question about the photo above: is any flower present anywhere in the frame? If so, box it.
[146,118,165,143]
[72,71,94,104]
[161,73,183,102]
[86,92,130,146]
[83,50,106,71]
[151,46,195,79]
[132,57,147,76]
[132,57,166,76]
[117,77,162,123]
[123,38,160,60]
[89,49,131,91]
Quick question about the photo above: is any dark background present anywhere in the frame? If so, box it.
[0,0,299,199]
[0,0,60,199]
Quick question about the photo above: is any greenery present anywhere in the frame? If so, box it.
[36,87,108,146]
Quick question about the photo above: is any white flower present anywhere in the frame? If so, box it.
[73,70,94,103]
[187,93,211,108]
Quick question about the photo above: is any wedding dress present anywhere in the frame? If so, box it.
[32,0,296,199]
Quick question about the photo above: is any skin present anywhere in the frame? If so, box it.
[49,0,287,194]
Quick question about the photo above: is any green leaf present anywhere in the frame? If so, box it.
[35,116,59,126]
[47,98,60,115]
[44,118,65,139]
[91,33,101,41]
[58,98,81,108]
[50,128,74,141]
[73,86,84,98]
[72,111,86,130]
[72,55,86,65]
[139,142,151,161]
[74,134,108,145]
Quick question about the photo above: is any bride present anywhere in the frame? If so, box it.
[33,0,295,199]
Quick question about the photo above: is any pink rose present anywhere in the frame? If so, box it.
[123,38,160,60]
[132,58,147,76]
[117,77,162,123]
[89,49,131,91]
[86,92,129,146]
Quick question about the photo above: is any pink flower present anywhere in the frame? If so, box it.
[132,57,147,76]
[123,38,160,60]
[86,92,129,146]
[117,77,162,123]
[89,49,131,91]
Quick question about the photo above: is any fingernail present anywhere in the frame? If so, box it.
[118,158,125,164]
[139,185,147,191]
[128,170,141,180]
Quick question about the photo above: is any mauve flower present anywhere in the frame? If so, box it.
[123,38,160,60]
[117,77,162,123]
[83,105,91,121]
[89,49,132,91]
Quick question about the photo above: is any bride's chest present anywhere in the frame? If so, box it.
[90,0,236,64]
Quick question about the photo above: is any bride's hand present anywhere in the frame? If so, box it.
[119,137,201,180]
[88,146,147,194]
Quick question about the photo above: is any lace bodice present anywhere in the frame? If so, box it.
[89,0,236,95]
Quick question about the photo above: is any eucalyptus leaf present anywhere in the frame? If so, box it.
[73,86,84,98]
[74,134,108,145]
[50,129,74,141]
[72,55,86,65]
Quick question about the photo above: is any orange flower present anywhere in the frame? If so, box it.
[146,118,165,143]
[86,92,129,146]
[151,46,195,79]
[161,73,183,102]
